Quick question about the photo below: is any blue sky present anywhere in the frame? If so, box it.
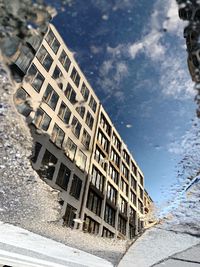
[48,0,197,205]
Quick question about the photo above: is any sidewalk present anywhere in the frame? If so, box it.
[118,227,200,267]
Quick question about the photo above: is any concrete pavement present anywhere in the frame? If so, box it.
[118,227,200,267]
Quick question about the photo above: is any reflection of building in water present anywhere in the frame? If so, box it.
[143,190,156,229]
[13,23,152,239]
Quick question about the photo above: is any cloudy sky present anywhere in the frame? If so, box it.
[49,0,197,205]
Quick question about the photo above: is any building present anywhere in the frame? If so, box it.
[143,190,155,229]
[13,23,151,239]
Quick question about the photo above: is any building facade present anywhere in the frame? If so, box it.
[13,23,151,239]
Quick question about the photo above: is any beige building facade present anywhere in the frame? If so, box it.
[13,23,151,239]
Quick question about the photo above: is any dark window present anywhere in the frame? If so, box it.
[139,187,143,199]
[104,204,115,227]
[65,138,77,161]
[102,227,114,238]
[85,111,94,130]
[87,190,102,216]
[97,130,109,153]
[58,101,71,124]
[70,67,80,87]
[129,223,136,237]
[59,50,71,72]
[39,149,57,180]
[129,207,136,224]
[108,163,119,184]
[36,45,53,71]
[110,148,120,168]
[91,166,105,192]
[100,113,111,136]
[76,106,85,119]
[51,124,65,148]
[131,175,137,190]
[94,146,107,171]
[122,150,130,165]
[43,84,59,110]
[138,200,143,214]
[89,95,97,113]
[120,178,128,196]
[112,133,121,152]
[33,108,51,131]
[31,142,42,163]
[65,83,76,104]
[130,190,137,206]
[63,204,76,228]
[107,183,117,205]
[76,150,87,171]
[56,163,71,190]
[52,66,63,89]
[70,174,82,199]
[139,173,144,186]
[119,196,127,215]
[71,116,82,138]
[28,64,44,92]
[81,83,89,101]
[14,88,32,116]
[131,161,137,176]
[83,216,99,235]
[81,129,91,149]
[118,215,126,235]
[121,163,129,180]
[45,28,60,54]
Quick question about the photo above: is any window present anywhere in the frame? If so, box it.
[71,116,82,138]
[45,28,60,54]
[121,163,129,179]
[119,196,127,215]
[120,178,128,196]
[28,64,44,92]
[52,66,63,89]
[130,190,137,206]
[118,215,126,235]
[108,163,119,184]
[138,200,143,214]
[83,216,99,235]
[97,130,109,153]
[131,161,137,176]
[76,150,87,171]
[14,88,32,116]
[81,83,89,101]
[107,183,117,205]
[100,113,111,136]
[65,138,77,161]
[139,187,143,199]
[59,50,71,72]
[51,124,65,148]
[43,84,59,110]
[104,204,115,227]
[81,129,91,149]
[129,207,136,224]
[70,67,80,87]
[36,45,53,71]
[56,163,71,190]
[31,142,42,163]
[110,148,120,168]
[65,83,76,104]
[94,146,107,171]
[91,166,105,192]
[89,95,97,113]
[39,149,57,180]
[70,174,82,199]
[112,133,121,152]
[33,108,51,131]
[87,190,102,216]
[63,204,76,228]
[122,149,130,165]
[102,227,114,238]
[58,101,71,124]
[131,175,137,190]
[76,106,85,118]
[129,224,135,239]
[85,111,94,130]
[139,173,144,186]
